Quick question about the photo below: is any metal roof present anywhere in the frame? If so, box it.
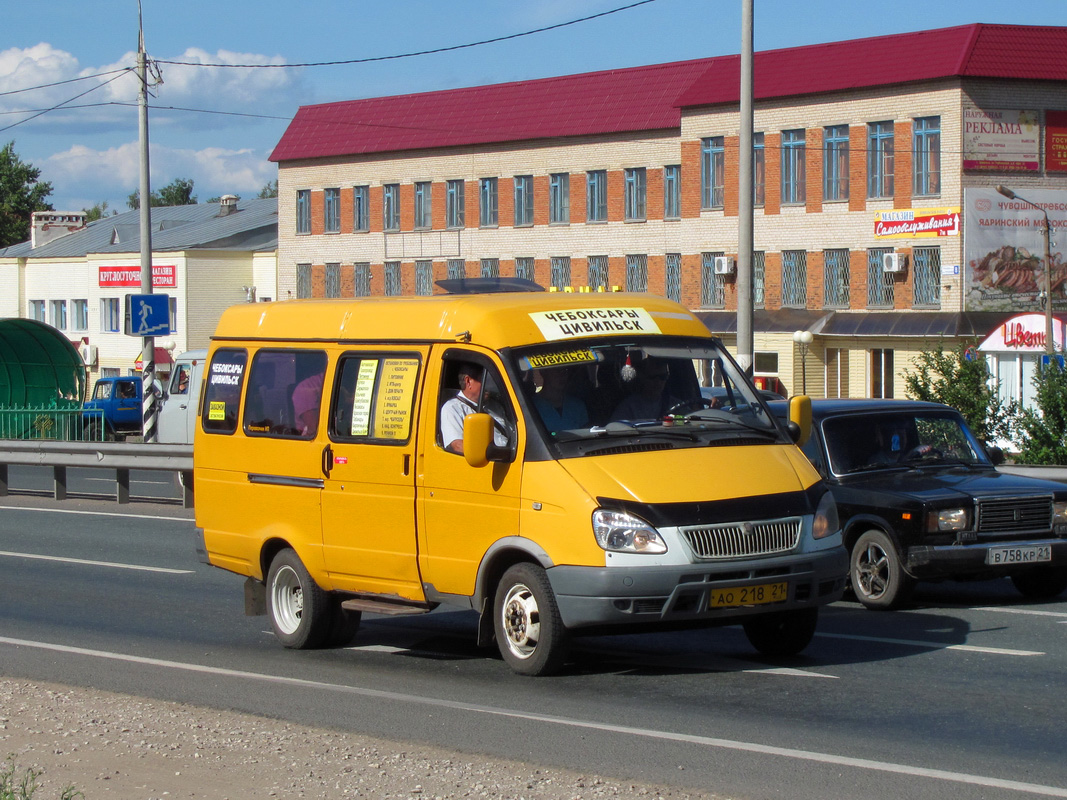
[0,197,278,259]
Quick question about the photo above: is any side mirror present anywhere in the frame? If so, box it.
[985,443,1006,466]
[789,395,812,446]
[463,413,493,468]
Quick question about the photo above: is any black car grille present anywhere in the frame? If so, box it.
[976,495,1053,533]
[681,517,801,559]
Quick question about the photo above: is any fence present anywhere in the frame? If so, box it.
[0,403,103,442]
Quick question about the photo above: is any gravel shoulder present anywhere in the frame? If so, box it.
[0,679,727,800]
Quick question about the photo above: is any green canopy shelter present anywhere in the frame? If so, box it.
[0,318,86,405]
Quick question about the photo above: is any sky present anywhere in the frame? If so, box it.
[3,0,1065,214]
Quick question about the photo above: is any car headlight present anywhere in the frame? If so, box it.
[592,509,667,554]
[812,491,839,540]
[1054,501,1067,534]
[925,507,970,532]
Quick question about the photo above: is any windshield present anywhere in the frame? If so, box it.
[822,410,991,475]
[510,336,784,457]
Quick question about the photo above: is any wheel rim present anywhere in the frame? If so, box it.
[855,541,890,600]
[271,564,304,634]
[500,582,540,660]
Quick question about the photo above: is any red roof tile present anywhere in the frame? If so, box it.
[272,24,1067,163]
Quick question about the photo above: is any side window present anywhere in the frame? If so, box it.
[169,365,191,396]
[331,353,421,443]
[243,349,326,439]
[437,359,515,456]
[202,349,248,435]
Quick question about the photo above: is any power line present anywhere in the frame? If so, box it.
[155,0,659,69]
[0,70,133,134]
[0,68,133,98]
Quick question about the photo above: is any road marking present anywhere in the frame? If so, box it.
[0,550,193,574]
[975,606,1067,619]
[816,631,1043,656]
[1,635,1064,798]
[0,506,188,522]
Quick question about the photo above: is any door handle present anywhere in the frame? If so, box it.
[321,444,333,478]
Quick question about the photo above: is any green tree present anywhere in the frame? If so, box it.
[206,194,241,203]
[257,179,278,199]
[0,141,54,247]
[127,177,197,209]
[903,339,1016,444]
[1014,360,1067,464]
[82,200,115,222]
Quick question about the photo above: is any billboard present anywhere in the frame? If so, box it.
[963,108,1040,172]
[964,188,1067,312]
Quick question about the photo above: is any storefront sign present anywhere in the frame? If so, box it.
[874,208,959,238]
[963,108,1040,172]
[978,313,1064,352]
[98,265,176,288]
[1046,110,1067,172]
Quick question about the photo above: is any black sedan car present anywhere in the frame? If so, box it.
[768,399,1067,609]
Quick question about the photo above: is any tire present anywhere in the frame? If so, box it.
[850,529,914,610]
[323,602,362,647]
[1010,566,1067,600]
[266,548,331,649]
[742,607,819,657]
[493,563,569,676]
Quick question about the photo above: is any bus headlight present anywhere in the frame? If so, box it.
[592,510,667,554]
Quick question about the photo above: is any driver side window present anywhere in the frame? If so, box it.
[437,359,515,456]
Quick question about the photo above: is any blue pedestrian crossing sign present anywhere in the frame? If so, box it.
[125,293,171,336]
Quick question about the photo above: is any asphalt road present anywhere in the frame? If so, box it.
[1,483,1066,800]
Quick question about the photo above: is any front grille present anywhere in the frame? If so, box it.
[976,495,1053,534]
[681,516,802,560]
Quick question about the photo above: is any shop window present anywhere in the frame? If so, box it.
[826,348,849,398]
[870,348,894,398]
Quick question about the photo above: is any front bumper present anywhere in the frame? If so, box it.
[546,546,848,630]
[905,537,1067,579]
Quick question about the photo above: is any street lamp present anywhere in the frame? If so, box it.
[792,329,813,395]
[996,185,1055,355]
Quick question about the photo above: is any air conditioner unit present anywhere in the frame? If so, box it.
[882,253,907,273]
[78,343,98,366]
[713,256,736,275]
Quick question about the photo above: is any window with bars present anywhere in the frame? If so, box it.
[913,246,941,308]
[515,257,534,281]
[324,188,340,233]
[446,180,465,228]
[867,248,894,308]
[823,125,849,201]
[753,251,766,307]
[701,252,725,307]
[664,166,681,219]
[354,263,371,297]
[701,137,725,209]
[867,121,895,198]
[414,182,432,229]
[353,185,369,231]
[586,170,607,222]
[384,262,402,295]
[514,175,534,226]
[296,189,310,234]
[588,255,608,291]
[550,257,571,291]
[823,249,850,308]
[870,348,894,398]
[415,260,433,295]
[913,116,941,196]
[624,168,646,221]
[781,129,806,204]
[753,133,765,207]
[781,250,807,307]
[665,253,681,302]
[549,173,569,224]
[296,263,312,298]
[447,259,466,280]
[480,258,499,278]
[325,263,341,298]
[626,254,648,292]
[383,184,400,231]
[480,178,498,227]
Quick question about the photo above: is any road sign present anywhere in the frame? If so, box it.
[125,293,171,336]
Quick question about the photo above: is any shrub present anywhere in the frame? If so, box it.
[1014,360,1067,465]
[0,756,82,800]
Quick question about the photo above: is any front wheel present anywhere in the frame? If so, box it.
[493,563,569,676]
[266,548,331,649]
[1011,566,1067,599]
[850,529,914,610]
[742,607,818,656]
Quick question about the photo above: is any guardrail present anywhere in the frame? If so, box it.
[0,440,193,508]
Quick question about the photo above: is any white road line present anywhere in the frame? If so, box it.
[816,631,1043,656]
[0,506,188,522]
[1,635,1064,798]
[975,606,1067,619]
[0,550,193,574]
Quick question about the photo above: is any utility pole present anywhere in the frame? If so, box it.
[736,0,754,375]
[137,8,158,441]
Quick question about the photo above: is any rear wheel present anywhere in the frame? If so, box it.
[493,563,569,676]
[742,607,819,656]
[1011,566,1067,599]
[266,548,331,649]
[850,529,914,610]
